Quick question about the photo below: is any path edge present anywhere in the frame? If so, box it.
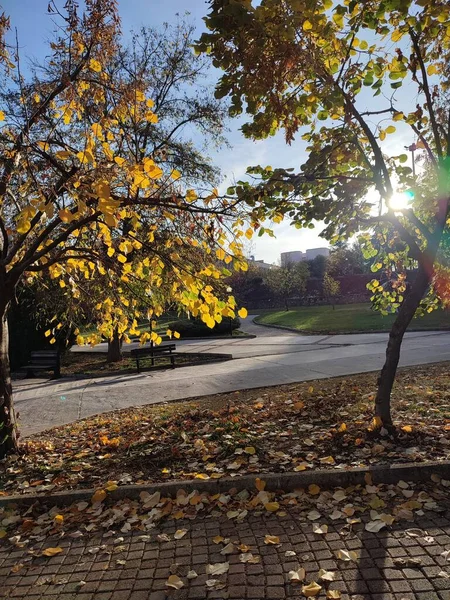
[2,460,449,508]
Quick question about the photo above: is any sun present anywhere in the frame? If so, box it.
[388,191,414,212]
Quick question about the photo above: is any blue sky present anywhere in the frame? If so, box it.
[3,0,418,264]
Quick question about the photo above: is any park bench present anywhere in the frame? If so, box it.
[130,344,177,373]
[24,350,61,378]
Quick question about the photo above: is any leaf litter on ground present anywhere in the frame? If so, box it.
[3,364,449,497]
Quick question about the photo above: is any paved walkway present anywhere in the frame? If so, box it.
[13,316,450,436]
[1,501,449,599]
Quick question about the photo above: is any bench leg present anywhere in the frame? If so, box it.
[136,359,140,374]
[26,368,34,379]
[171,356,175,369]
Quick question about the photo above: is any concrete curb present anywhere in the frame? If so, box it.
[2,460,449,508]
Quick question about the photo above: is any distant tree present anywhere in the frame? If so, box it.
[327,242,369,277]
[266,262,309,310]
[323,272,341,309]
[308,254,327,279]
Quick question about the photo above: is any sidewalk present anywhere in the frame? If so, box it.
[1,481,450,600]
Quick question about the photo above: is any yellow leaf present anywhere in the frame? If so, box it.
[55,150,72,160]
[264,535,280,545]
[45,329,51,337]
[294,464,307,472]
[42,547,63,557]
[171,169,181,180]
[393,112,404,121]
[338,423,347,432]
[302,582,322,597]
[401,425,413,433]
[173,331,180,339]
[107,247,115,257]
[89,58,102,72]
[264,502,280,512]
[308,386,314,393]
[105,481,118,491]
[194,473,209,480]
[386,125,396,134]
[91,489,107,503]
[319,456,335,465]
[308,484,321,495]
[244,446,255,455]
[216,248,226,261]
[49,337,56,345]
[255,477,266,491]
[238,307,248,319]
[379,130,386,141]
[327,591,341,599]
[0,110,4,121]
[186,189,197,203]
[391,29,403,42]
[117,254,127,264]
[53,514,64,524]
[59,209,73,223]
[0,529,7,538]
[114,156,125,166]
[166,575,184,590]
[303,20,313,30]
[369,415,382,431]
[212,536,224,544]
[427,64,438,76]
[245,228,253,240]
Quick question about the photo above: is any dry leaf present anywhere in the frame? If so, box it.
[166,575,184,589]
[212,536,224,545]
[174,529,187,540]
[307,510,321,521]
[220,543,235,555]
[255,478,266,491]
[313,524,328,535]
[365,520,387,533]
[318,569,335,582]
[264,535,280,545]
[187,570,198,579]
[285,550,297,557]
[91,489,107,504]
[264,502,280,512]
[42,547,63,557]
[206,562,229,576]
[327,591,341,599]
[308,484,320,495]
[302,581,322,597]
[288,567,306,582]
[335,549,358,562]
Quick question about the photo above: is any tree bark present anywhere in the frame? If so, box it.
[375,267,431,426]
[107,327,123,363]
[0,310,18,458]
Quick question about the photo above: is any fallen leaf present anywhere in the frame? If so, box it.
[187,570,198,579]
[335,549,358,562]
[206,562,229,576]
[313,524,328,535]
[264,535,280,545]
[244,446,256,455]
[365,520,387,533]
[285,550,297,557]
[166,575,184,589]
[307,510,321,521]
[288,567,306,582]
[220,543,235,555]
[318,569,335,582]
[91,489,107,504]
[255,478,266,491]
[308,484,320,495]
[327,591,341,599]
[42,547,63,557]
[213,536,224,544]
[11,564,24,573]
[302,581,322,597]
[265,502,280,512]
[174,529,187,540]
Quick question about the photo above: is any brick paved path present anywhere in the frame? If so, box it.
[2,507,450,600]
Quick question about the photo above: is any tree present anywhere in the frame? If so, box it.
[307,254,327,279]
[197,0,450,427]
[322,272,340,309]
[15,19,231,364]
[0,1,249,457]
[265,261,309,310]
[327,241,369,277]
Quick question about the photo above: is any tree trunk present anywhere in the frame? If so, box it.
[107,327,123,363]
[375,267,431,426]
[0,311,18,458]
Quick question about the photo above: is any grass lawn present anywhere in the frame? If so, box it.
[4,363,449,496]
[255,302,450,334]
